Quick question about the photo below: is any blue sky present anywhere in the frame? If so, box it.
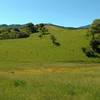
[0,0,100,27]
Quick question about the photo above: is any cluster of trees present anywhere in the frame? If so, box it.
[0,28,29,39]
[82,19,100,57]
[90,19,100,55]
[0,22,61,47]
[0,23,47,39]
[36,23,49,38]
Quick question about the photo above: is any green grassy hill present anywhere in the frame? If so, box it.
[0,25,99,70]
[0,25,100,100]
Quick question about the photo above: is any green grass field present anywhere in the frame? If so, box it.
[0,64,100,100]
[0,25,99,70]
[0,25,100,100]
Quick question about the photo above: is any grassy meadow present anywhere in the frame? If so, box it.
[0,25,99,70]
[0,64,100,100]
[0,25,100,100]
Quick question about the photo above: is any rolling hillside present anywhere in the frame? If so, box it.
[0,25,99,70]
[0,25,100,100]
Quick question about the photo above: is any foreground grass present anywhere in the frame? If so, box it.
[0,64,100,100]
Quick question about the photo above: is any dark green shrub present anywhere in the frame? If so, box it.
[22,23,36,33]
[14,80,26,87]
[82,47,96,57]
[90,39,100,53]
[18,32,30,38]
[53,41,61,46]
[50,35,61,46]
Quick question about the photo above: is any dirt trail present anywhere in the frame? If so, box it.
[0,67,82,75]
[0,67,95,75]
[0,64,100,75]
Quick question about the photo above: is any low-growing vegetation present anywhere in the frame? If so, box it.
[0,65,100,100]
[0,19,100,100]
[14,79,26,87]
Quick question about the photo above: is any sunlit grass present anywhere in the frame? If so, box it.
[0,26,100,100]
[0,65,100,100]
[0,26,100,70]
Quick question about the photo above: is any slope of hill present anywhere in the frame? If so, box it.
[0,25,99,70]
[78,25,90,29]
[46,23,77,29]
[0,25,100,100]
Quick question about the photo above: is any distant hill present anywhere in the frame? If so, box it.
[46,23,91,29]
[0,23,99,68]
[78,25,90,29]
[0,24,22,29]
[0,23,90,30]
[45,23,77,30]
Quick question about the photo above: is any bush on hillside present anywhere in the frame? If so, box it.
[82,47,96,57]
[90,39,100,53]
[0,28,30,39]
[50,35,61,46]
[0,23,50,40]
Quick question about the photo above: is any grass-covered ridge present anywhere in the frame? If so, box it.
[0,24,100,100]
[0,25,99,69]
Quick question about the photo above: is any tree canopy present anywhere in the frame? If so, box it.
[90,19,100,39]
